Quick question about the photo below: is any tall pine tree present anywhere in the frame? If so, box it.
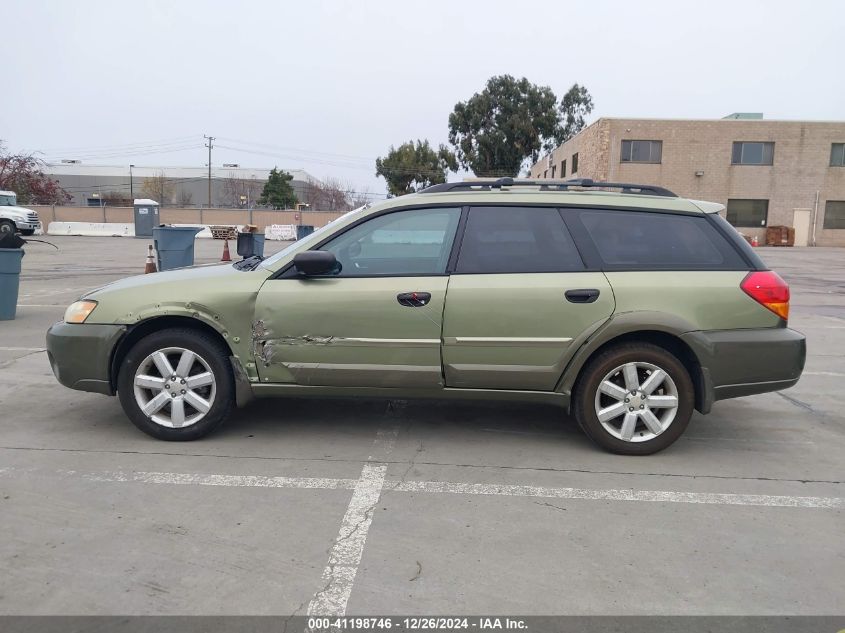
[259,168,298,209]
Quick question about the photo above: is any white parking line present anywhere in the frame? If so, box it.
[78,470,357,490]
[387,480,844,509]
[803,371,845,377]
[0,347,46,352]
[307,424,399,617]
[2,464,841,511]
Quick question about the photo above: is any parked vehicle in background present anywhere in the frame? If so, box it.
[0,190,41,235]
[46,178,806,454]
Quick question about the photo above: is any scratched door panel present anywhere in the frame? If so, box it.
[252,276,448,388]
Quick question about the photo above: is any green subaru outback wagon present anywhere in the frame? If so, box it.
[46,178,805,454]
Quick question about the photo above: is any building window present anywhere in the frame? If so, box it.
[731,141,774,165]
[831,143,845,167]
[561,160,567,178]
[550,165,556,178]
[621,140,663,163]
[571,153,579,174]
[726,199,769,227]
[823,201,845,229]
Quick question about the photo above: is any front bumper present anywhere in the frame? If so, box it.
[682,327,806,408]
[17,221,41,231]
[46,322,126,395]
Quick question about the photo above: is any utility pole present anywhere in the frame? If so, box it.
[204,135,215,208]
[129,164,135,201]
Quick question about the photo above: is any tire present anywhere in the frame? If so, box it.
[117,328,235,440]
[19,229,35,236]
[0,220,15,235]
[573,342,694,455]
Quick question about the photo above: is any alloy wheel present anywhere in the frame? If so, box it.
[593,361,679,442]
[133,347,216,428]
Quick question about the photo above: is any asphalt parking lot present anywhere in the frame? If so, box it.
[0,236,843,616]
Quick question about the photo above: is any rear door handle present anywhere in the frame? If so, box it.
[565,289,600,304]
[397,291,431,307]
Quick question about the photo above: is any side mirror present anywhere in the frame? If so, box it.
[293,250,338,276]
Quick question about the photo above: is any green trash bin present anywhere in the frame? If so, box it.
[152,226,204,271]
[0,248,24,321]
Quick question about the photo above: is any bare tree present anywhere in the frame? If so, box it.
[349,186,373,209]
[177,189,194,207]
[102,190,133,206]
[140,171,175,205]
[221,172,262,208]
[302,177,370,211]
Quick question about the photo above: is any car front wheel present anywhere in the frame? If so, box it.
[117,328,234,440]
[573,343,694,455]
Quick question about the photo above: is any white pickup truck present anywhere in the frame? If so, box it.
[0,190,41,236]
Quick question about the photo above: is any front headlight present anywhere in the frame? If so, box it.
[64,300,98,324]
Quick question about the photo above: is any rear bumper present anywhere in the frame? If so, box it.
[46,322,126,395]
[682,327,806,409]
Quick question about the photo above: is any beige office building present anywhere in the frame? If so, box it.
[530,114,845,246]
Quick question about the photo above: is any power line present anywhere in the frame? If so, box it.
[215,136,374,163]
[43,144,205,162]
[36,135,202,154]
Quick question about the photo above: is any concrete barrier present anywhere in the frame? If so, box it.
[47,222,248,238]
[265,224,298,240]
[48,222,135,237]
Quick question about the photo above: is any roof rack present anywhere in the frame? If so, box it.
[420,177,677,197]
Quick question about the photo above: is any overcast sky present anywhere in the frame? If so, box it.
[3,0,843,198]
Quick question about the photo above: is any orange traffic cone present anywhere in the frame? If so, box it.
[221,238,232,262]
[144,244,157,273]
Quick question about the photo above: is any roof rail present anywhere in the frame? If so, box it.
[419,177,677,197]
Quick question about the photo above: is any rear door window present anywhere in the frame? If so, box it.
[577,209,746,270]
[455,206,584,273]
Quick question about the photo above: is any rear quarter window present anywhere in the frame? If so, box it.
[576,209,747,270]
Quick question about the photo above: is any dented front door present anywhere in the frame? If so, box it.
[252,277,448,388]
[251,206,462,388]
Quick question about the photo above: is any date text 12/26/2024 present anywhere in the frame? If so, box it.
[307,617,527,630]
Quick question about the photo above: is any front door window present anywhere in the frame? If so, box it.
[320,207,461,276]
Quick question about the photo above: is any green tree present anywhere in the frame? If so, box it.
[259,167,298,209]
[558,83,594,143]
[447,75,561,177]
[375,140,457,196]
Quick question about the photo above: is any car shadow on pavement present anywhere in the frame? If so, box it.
[219,396,588,445]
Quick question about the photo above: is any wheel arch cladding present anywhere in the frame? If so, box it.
[565,329,709,415]
[110,316,235,393]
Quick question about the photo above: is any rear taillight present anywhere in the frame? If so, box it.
[741,271,790,321]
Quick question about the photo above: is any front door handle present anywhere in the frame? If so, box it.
[565,288,600,304]
[397,291,431,307]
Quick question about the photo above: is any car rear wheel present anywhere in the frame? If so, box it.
[573,343,694,455]
[117,328,234,440]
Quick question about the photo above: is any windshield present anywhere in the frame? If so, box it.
[0,194,16,206]
[258,208,362,269]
